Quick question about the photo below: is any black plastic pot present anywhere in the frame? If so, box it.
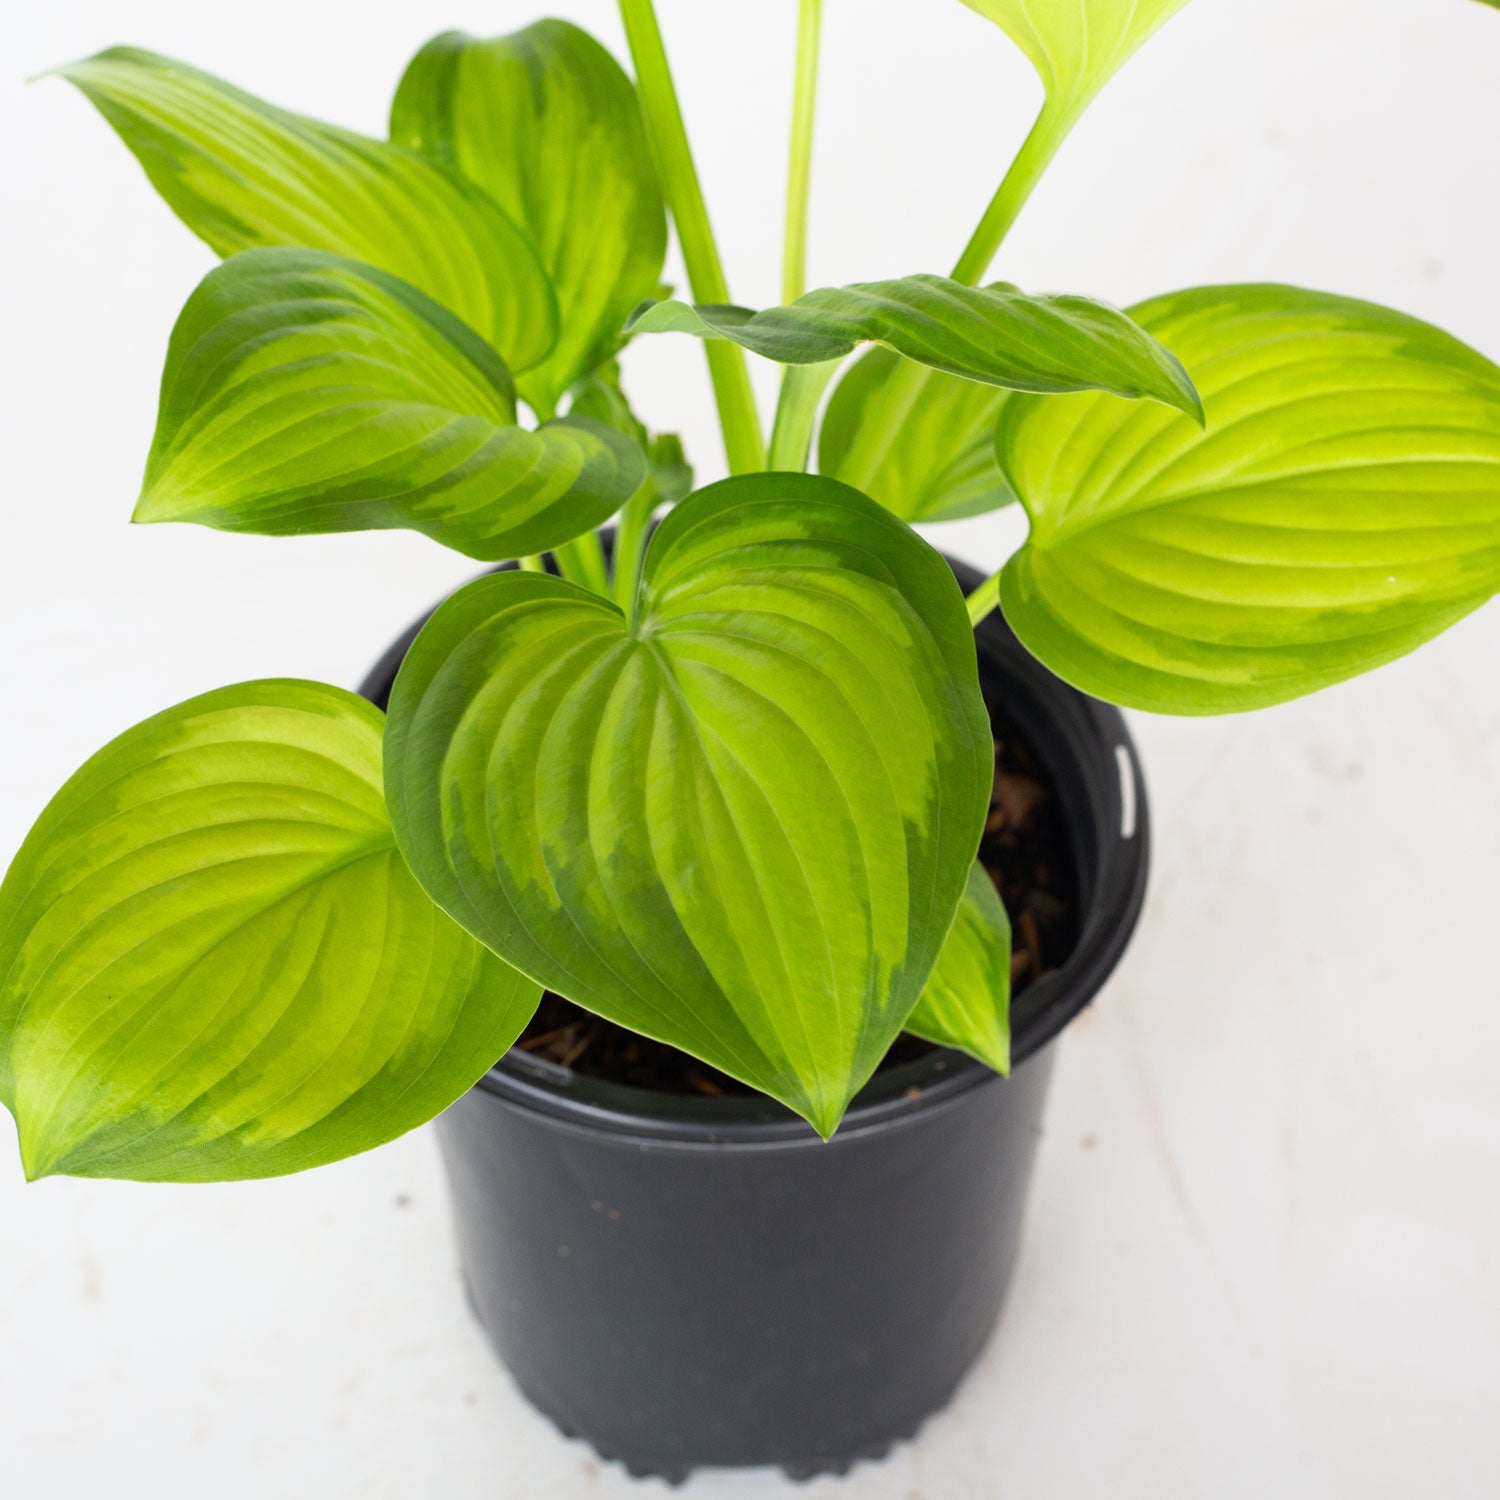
[359,553,1149,1483]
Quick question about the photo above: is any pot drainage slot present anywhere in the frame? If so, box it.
[1114,744,1138,841]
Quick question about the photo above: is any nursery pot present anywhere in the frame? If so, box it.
[359,552,1150,1482]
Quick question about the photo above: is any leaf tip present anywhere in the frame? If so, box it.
[1167,370,1207,427]
[951,1022,1011,1076]
[16,1122,59,1183]
[37,49,115,89]
[622,297,663,335]
[131,485,171,525]
[802,1090,846,1143]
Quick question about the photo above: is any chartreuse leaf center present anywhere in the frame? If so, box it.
[0,680,539,1182]
[993,284,1500,713]
[391,20,667,414]
[55,46,560,375]
[820,346,1019,523]
[384,475,992,1137]
[137,247,645,561]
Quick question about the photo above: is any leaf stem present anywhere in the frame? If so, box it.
[553,532,611,595]
[781,0,823,308]
[965,569,1002,628]
[765,0,827,474]
[834,101,1080,496]
[611,480,661,625]
[768,358,839,471]
[958,101,1083,630]
[951,101,1078,286]
[618,0,766,474]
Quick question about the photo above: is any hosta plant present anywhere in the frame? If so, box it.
[4,0,1498,1177]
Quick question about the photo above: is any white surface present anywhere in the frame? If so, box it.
[3,1,1499,1495]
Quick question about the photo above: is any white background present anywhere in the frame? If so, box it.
[3,1,1499,1496]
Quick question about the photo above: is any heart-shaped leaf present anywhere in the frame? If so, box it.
[384,475,992,1137]
[57,47,558,374]
[391,21,667,415]
[0,681,539,1182]
[137,248,645,560]
[629,275,1202,418]
[994,284,1500,713]
[820,347,1017,522]
[961,0,1194,114]
[904,861,1011,1073]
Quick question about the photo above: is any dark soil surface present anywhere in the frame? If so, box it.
[516,696,1079,1094]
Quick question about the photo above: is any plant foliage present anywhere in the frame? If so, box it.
[139,248,644,559]
[629,276,1202,416]
[383,476,991,1134]
[995,285,1500,712]
[0,683,538,1181]
[3,1,1494,1172]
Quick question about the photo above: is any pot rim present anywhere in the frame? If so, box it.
[359,550,1150,1150]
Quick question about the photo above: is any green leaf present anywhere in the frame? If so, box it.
[384,474,992,1138]
[820,346,1018,522]
[960,0,1194,114]
[569,360,694,507]
[994,284,1500,714]
[644,434,694,510]
[629,275,1203,418]
[57,46,558,374]
[0,681,539,1183]
[138,248,645,561]
[391,21,666,414]
[904,861,1011,1073]
[566,359,647,443]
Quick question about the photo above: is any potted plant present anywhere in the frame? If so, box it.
[4,0,1497,1481]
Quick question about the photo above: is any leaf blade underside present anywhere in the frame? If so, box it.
[960,0,1195,114]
